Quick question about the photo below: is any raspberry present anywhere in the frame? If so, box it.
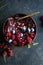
[6,32,11,37]
[8,49,13,57]
[12,40,17,46]
[3,45,8,49]
[30,23,35,27]
[2,51,7,57]
[26,36,32,43]
[12,35,15,40]
[29,32,35,38]
[40,16,43,21]
[16,33,20,38]
[21,39,25,46]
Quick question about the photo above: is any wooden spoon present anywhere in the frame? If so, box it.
[17,11,40,20]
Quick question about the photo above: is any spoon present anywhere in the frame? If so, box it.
[17,11,40,20]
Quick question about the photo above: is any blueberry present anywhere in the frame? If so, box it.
[21,33,23,37]
[22,26,26,32]
[12,30,15,34]
[28,28,31,33]
[31,28,34,32]
[8,39,12,43]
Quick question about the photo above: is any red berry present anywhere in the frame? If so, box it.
[21,39,25,46]
[4,45,8,49]
[30,23,35,27]
[41,16,43,21]
[12,40,17,46]
[17,38,21,43]
[2,51,7,57]
[15,33,21,45]
[29,32,35,38]
[16,33,20,38]
[26,36,32,43]
[6,32,11,37]
[12,35,15,40]
[8,49,13,57]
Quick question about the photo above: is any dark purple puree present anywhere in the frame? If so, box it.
[3,14,36,46]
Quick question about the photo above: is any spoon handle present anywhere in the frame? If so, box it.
[18,12,40,20]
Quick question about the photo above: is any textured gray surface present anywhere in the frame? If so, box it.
[0,0,43,65]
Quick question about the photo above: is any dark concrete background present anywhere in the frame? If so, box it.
[0,0,43,65]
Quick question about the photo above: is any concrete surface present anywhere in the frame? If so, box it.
[0,0,43,65]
